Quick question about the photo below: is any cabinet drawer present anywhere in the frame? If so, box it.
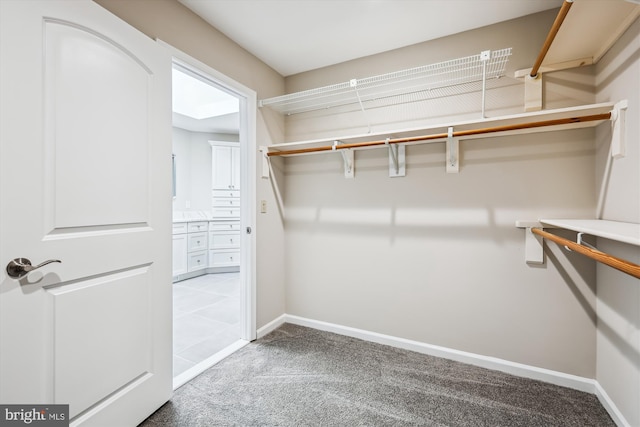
[209,232,240,249]
[212,208,240,218]
[209,221,240,232]
[187,232,207,252]
[172,222,188,235]
[208,250,240,267]
[213,189,240,199]
[213,198,240,208]
[187,250,208,272]
[187,221,208,233]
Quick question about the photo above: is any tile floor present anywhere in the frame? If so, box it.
[173,272,241,376]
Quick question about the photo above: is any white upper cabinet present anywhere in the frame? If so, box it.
[211,142,240,190]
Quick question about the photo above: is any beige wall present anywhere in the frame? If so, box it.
[282,9,600,378]
[595,16,640,427]
[95,0,287,329]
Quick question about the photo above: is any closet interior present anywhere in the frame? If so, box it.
[259,0,639,280]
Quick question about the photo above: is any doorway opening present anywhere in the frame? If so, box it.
[168,52,256,389]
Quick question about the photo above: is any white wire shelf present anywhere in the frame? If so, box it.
[259,48,512,116]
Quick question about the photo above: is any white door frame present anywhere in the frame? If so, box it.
[159,41,257,343]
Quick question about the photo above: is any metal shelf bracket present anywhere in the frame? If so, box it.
[386,138,405,178]
[446,127,459,173]
[334,141,354,178]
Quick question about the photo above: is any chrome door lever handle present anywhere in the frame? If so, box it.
[6,258,61,279]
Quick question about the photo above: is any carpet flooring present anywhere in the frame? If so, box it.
[139,323,614,426]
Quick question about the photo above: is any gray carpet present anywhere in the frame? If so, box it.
[140,323,614,426]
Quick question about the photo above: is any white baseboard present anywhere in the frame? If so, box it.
[258,313,629,426]
[284,314,596,393]
[257,313,287,339]
[595,381,631,427]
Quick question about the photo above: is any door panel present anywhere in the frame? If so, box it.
[44,20,150,230]
[0,1,172,425]
[50,266,152,418]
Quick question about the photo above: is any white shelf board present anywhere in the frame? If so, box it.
[267,102,614,154]
[540,219,640,247]
[542,0,640,68]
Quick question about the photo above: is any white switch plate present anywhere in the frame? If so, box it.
[260,200,267,213]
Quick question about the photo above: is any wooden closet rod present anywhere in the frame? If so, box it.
[267,112,611,157]
[530,0,574,77]
[531,228,640,279]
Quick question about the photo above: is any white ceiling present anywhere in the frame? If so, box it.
[174,0,565,134]
[179,0,564,77]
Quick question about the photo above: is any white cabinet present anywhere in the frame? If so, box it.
[209,141,241,269]
[187,231,207,252]
[187,221,208,233]
[187,249,207,272]
[210,142,240,190]
[173,219,240,276]
[208,250,240,268]
[172,224,188,277]
[173,221,209,280]
[209,233,240,249]
[186,221,208,273]
[208,220,240,269]
[210,141,241,219]
[212,189,240,218]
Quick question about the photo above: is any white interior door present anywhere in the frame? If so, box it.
[0,1,173,426]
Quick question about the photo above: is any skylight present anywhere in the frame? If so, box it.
[172,67,239,119]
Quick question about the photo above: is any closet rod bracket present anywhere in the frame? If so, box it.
[334,141,354,178]
[386,138,405,178]
[577,232,597,251]
[525,227,545,264]
[446,127,459,173]
[516,221,546,264]
[562,232,598,252]
[611,99,628,158]
[259,146,270,179]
